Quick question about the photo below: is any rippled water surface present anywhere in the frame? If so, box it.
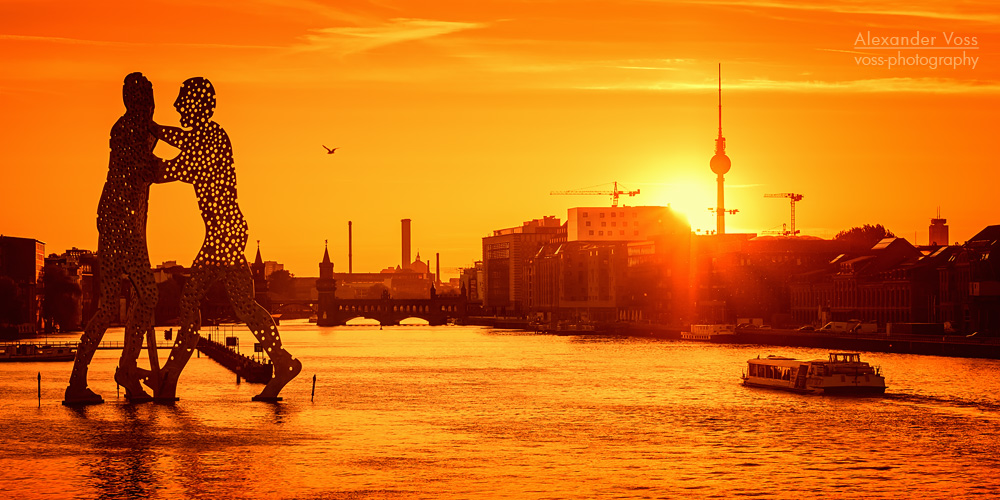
[2,321,999,499]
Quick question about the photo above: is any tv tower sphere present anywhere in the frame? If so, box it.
[710,152,731,175]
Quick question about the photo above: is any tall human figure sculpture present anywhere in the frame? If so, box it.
[64,72,160,405]
[150,77,301,401]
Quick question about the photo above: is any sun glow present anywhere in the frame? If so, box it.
[651,175,716,234]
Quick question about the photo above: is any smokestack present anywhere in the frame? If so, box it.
[401,218,411,270]
[436,252,441,284]
[348,220,353,274]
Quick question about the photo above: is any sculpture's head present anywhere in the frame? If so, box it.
[174,77,216,128]
[123,72,154,118]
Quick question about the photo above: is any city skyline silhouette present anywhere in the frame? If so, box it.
[2,2,996,277]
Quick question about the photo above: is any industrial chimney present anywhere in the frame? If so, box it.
[401,218,411,270]
[436,252,441,284]
[348,220,353,274]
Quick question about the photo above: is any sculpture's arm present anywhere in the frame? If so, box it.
[152,124,198,184]
[154,124,185,148]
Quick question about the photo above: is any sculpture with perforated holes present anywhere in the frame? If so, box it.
[150,77,302,401]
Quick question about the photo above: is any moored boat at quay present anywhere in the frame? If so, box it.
[681,324,735,341]
[742,352,886,395]
[0,342,77,362]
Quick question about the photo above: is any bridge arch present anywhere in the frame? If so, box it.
[317,297,468,327]
[399,317,430,325]
[345,316,382,326]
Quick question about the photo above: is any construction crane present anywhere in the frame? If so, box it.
[764,193,804,236]
[550,181,640,208]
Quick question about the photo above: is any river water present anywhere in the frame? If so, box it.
[1,321,998,499]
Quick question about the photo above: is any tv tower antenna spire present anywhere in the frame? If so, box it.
[709,63,736,234]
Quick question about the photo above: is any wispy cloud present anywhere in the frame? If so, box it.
[613,58,691,71]
[0,34,281,50]
[295,18,488,56]
[251,0,372,24]
[669,0,1000,24]
[577,77,1000,94]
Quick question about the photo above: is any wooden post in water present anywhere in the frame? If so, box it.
[37,372,41,407]
[311,374,316,402]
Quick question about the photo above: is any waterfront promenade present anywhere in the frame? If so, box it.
[467,316,1000,360]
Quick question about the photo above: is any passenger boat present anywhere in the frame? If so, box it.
[741,352,885,394]
[681,324,735,341]
[0,342,77,362]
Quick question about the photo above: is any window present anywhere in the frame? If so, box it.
[620,230,625,235]
[634,230,639,235]
[620,212,625,217]
[583,212,588,217]
[632,212,638,218]
[611,212,616,218]
[589,230,594,235]
[585,221,591,227]
[600,212,605,218]
[599,231,604,236]
[601,222,606,227]
[623,222,627,227]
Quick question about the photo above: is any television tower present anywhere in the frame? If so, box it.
[709,63,736,234]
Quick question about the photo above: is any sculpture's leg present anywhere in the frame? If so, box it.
[115,261,158,402]
[149,266,212,401]
[225,266,301,401]
[64,254,121,406]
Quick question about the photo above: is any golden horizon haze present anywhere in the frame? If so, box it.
[1,0,998,276]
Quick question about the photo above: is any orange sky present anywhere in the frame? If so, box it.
[2,0,998,277]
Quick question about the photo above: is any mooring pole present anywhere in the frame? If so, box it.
[37,372,41,407]
[311,374,316,402]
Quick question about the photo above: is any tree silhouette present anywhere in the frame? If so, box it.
[42,264,82,331]
[834,224,896,249]
[0,276,23,325]
[267,269,295,297]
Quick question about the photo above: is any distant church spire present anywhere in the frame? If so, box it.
[254,239,263,265]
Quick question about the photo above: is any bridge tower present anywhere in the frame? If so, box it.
[251,240,271,311]
[317,240,337,325]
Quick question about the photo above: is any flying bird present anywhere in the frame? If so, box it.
[323,145,339,154]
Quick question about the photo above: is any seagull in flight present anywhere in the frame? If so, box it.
[323,145,339,154]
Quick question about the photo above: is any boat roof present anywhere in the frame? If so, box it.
[747,356,804,368]
[748,353,867,366]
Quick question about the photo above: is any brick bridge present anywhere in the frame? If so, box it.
[269,296,468,326]
[316,296,468,326]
